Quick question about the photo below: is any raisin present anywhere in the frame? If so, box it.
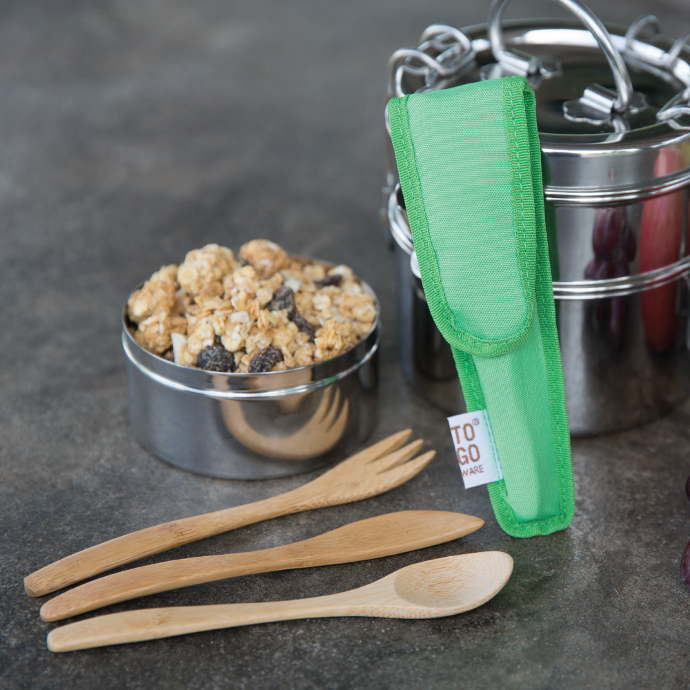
[248,346,284,373]
[289,311,316,340]
[314,274,342,288]
[197,346,236,372]
[267,285,295,312]
[237,257,249,267]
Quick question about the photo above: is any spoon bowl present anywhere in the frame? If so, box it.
[47,552,513,652]
[392,552,513,613]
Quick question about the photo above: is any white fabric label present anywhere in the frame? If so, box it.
[447,410,503,489]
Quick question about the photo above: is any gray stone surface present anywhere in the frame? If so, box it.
[2,0,690,688]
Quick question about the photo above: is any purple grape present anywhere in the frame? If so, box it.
[681,539,690,590]
[593,299,608,327]
[607,260,629,350]
[584,257,615,281]
[592,207,623,260]
[584,258,601,280]
[594,260,614,281]
[614,259,628,280]
[624,224,637,262]
[680,476,690,591]
[609,296,626,351]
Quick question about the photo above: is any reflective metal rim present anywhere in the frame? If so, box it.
[122,331,380,400]
[388,189,690,301]
[544,168,690,205]
[553,255,690,299]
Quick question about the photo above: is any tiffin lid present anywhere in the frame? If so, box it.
[385,0,690,205]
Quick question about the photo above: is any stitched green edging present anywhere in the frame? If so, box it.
[501,78,537,320]
[387,94,534,358]
[522,81,575,534]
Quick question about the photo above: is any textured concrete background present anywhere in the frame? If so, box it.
[3,0,690,688]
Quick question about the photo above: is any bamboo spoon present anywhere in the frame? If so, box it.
[26,430,434,597]
[47,552,513,652]
[41,510,484,622]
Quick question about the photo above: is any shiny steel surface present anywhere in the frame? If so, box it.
[393,225,690,435]
[657,85,690,131]
[384,11,690,435]
[487,0,636,116]
[385,20,690,204]
[122,288,380,479]
[390,184,690,297]
[394,241,465,416]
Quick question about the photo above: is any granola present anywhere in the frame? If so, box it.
[127,240,376,372]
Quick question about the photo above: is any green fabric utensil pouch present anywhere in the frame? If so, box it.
[387,76,575,538]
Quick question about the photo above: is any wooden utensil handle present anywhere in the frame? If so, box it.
[26,431,414,598]
[40,510,485,621]
[25,492,300,597]
[47,598,350,652]
[40,549,298,621]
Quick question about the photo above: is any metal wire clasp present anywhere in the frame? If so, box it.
[481,0,646,125]
[385,24,475,101]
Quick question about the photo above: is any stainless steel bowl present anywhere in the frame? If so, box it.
[122,284,379,479]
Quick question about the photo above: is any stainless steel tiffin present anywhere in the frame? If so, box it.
[385,0,690,435]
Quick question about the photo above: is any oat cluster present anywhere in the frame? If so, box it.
[127,240,377,373]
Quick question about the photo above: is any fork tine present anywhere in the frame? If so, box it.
[371,439,424,472]
[335,429,413,469]
[376,450,436,488]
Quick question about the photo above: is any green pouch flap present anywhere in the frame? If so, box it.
[388,76,575,538]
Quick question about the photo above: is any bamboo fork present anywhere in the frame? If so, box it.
[26,430,434,597]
